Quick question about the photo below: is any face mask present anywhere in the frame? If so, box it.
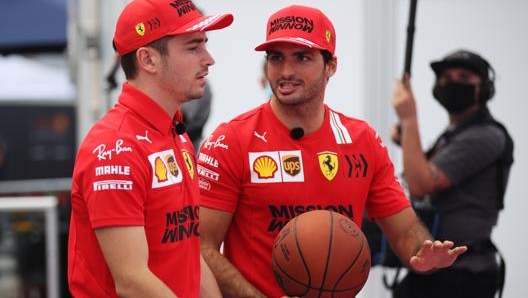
[433,82,477,113]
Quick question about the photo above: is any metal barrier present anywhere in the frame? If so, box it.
[0,196,59,298]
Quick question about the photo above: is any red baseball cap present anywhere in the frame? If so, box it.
[255,5,336,55]
[113,0,234,56]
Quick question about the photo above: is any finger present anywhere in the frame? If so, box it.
[402,74,412,88]
[434,240,453,250]
[452,246,468,255]
[422,239,434,248]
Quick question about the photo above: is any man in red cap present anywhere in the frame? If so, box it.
[197,5,467,298]
[67,0,232,297]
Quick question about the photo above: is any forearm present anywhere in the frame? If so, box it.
[201,246,266,298]
[114,269,178,298]
[200,254,222,298]
[95,227,178,298]
[377,208,433,270]
[400,118,433,197]
[394,217,433,270]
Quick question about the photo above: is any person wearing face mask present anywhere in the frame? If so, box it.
[390,49,514,298]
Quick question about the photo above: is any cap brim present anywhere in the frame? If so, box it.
[173,14,234,35]
[430,60,479,76]
[255,37,325,51]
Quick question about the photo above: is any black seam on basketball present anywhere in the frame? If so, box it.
[294,215,312,296]
[272,219,311,296]
[331,233,368,293]
[317,210,334,297]
[272,252,312,295]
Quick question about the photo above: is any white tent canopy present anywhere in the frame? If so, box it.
[0,54,75,103]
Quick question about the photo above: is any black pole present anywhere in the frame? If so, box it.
[403,0,418,78]
[395,0,418,145]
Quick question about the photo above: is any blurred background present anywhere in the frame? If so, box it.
[0,0,525,297]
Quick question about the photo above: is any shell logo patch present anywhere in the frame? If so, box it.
[318,151,338,181]
[135,23,146,36]
[253,155,278,179]
[249,150,304,183]
[154,156,168,182]
[148,149,182,188]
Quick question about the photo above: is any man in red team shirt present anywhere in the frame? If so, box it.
[67,0,232,297]
[197,5,467,298]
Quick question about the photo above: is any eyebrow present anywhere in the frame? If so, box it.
[181,35,208,46]
[267,48,312,56]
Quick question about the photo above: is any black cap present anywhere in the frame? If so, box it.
[430,49,491,81]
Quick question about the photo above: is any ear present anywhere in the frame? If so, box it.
[135,47,160,74]
[326,56,337,79]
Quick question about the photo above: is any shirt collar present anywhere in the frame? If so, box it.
[118,83,182,135]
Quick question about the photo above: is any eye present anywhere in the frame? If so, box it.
[266,54,282,62]
[296,54,310,62]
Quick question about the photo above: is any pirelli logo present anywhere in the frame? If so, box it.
[93,180,133,191]
[197,165,220,181]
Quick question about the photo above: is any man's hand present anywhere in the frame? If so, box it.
[409,240,467,273]
[391,75,418,123]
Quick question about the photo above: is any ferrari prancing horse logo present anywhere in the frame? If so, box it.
[318,151,338,181]
[182,150,194,179]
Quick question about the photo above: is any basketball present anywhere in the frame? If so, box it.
[272,210,371,297]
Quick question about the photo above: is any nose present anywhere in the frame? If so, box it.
[204,49,215,67]
[279,60,296,78]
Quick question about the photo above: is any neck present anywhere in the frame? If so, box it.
[128,79,179,118]
[270,98,325,134]
[448,104,482,127]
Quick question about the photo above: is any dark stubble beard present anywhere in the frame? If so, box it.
[273,71,328,116]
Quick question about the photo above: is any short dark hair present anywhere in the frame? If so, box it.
[120,36,172,80]
[321,50,334,64]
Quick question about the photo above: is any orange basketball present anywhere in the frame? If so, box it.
[272,210,371,298]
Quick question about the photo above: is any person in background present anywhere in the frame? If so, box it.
[67,0,233,297]
[197,5,467,298]
[390,49,514,298]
